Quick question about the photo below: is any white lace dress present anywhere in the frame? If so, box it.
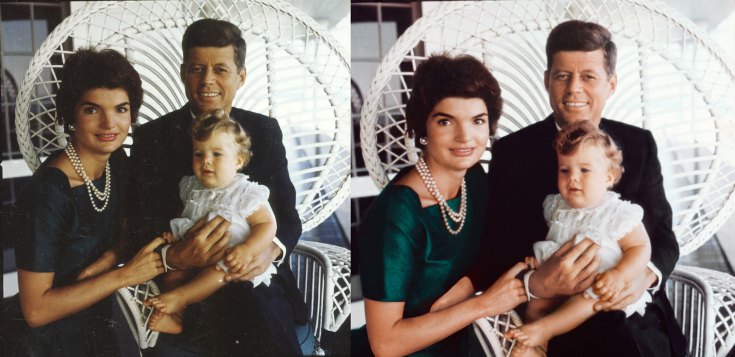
[170,173,277,287]
[534,191,652,317]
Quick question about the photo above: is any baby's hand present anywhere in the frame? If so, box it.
[224,245,256,281]
[161,232,175,244]
[593,269,625,302]
[524,256,539,270]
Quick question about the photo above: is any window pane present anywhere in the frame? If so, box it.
[32,5,62,50]
[1,4,33,53]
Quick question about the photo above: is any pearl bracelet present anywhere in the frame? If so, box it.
[523,270,540,301]
[160,244,175,272]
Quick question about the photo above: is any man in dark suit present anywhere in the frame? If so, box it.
[127,18,306,356]
[470,20,686,356]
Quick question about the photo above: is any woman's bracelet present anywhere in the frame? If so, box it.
[523,270,540,301]
[160,244,175,272]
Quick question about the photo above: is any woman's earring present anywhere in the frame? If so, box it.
[404,129,420,164]
[55,120,68,147]
[68,124,76,132]
[419,136,428,145]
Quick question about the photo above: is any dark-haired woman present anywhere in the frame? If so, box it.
[353,53,528,356]
[8,49,164,356]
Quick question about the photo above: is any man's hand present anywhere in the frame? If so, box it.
[529,238,600,298]
[167,215,231,270]
[593,267,656,312]
[226,242,280,282]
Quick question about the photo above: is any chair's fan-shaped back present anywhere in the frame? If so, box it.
[15,0,350,231]
[360,0,735,256]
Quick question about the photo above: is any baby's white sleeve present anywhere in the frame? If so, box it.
[609,200,644,240]
[237,182,270,219]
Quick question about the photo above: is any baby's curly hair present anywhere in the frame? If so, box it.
[191,109,252,168]
[553,120,624,185]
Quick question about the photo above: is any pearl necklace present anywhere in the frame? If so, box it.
[415,156,467,235]
[64,144,111,212]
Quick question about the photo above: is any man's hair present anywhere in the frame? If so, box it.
[553,120,624,185]
[191,109,252,168]
[546,20,617,76]
[56,48,143,131]
[405,53,503,145]
[182,18,247,70]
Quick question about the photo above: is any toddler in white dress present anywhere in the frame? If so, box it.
[506,120,652,353]
[146,110,278,334]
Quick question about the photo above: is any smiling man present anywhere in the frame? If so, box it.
[469,20,686,357]
[126,19,306,356]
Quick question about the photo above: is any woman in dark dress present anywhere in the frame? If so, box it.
[9,49,165,356]
[354,54,529,356]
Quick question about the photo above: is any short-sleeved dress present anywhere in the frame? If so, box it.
[353,165,487,356]
[534,191,652,317]
[169,173,277,286]
[9,150,126,357]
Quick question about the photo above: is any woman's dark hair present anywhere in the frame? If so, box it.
[554,120,624,185]
[405,53,502,145]
[182,18,246,70]
[546,20,617,77]
[56,48,143,131]
[191,109,252,168]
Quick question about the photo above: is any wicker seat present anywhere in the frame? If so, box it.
[360,1,735,356]
[14,0,350,354]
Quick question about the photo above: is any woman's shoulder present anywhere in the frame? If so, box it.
[360,184,426,242]
[30,153,71,191]
[375,183,422,211]
[359,185,425,253]
[16,158,71,209]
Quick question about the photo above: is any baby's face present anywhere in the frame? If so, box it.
[192,129,244,189]
[557,142,614,209]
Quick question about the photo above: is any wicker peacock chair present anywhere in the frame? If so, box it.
[360,1,735,356]
[14,0,350,354]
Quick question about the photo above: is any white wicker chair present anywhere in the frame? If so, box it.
[360,1,735,356]
[14,0,350,354]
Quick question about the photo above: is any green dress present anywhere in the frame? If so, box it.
[354,164,487,356]
[6,150,126,357]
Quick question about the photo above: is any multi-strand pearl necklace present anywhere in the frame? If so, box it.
[64,143,111,212]
[415,156,467,235]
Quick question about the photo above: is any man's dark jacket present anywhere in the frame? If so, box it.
[470,116,687,357]
[127,103,307,355]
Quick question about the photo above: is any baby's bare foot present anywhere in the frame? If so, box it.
[148,310,183,334]
[147,291,187,314]
[506,321,552,348]
[510,343,547,357]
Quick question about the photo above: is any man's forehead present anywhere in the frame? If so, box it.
[185,46,237,65]
[550,50,607,71]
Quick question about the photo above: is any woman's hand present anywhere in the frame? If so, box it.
[477,262,528,316]
[119,236,165,286]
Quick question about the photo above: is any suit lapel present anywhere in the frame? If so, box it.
[169,105,195,177]
[540,116,559,193]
